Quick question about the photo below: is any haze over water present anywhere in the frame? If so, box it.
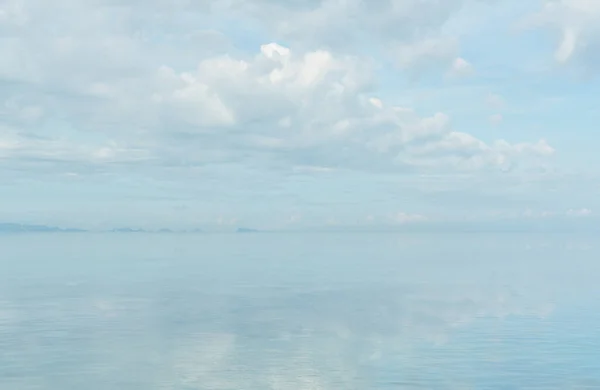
[1,232,599,389]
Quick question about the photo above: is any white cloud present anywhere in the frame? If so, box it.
[489,113,503,125]
[0,0,557,179]
[0,33,553,175]
[522,207,593,219]
[526,0,600,67]
[494,139,555,157]
[448,57,475,78]
[0,0,481,83]
[389,212,428,224]
[393,36,459,70]
[522,209,556,218]
[567,208,592,217]
[228,0,476,53]
[0,124,151,178]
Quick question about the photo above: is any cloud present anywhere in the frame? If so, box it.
[0,0,480,67]
[0,123,151,173]
[522,209,556,218]
[448,57,475,78]
[522,207,593,219]
[526,0,600,68]
[0,0,576,230]
[146,47,552,172]
[225,0,483,77]
[150,283,552,388]
[227,0,475,50]
[393,36,460,72]
[389,212,428,224]
[0,0,556,186]
[0,0,484,86]
[0,29,553,176]
[489,113,503,125]
[567,208,593,217]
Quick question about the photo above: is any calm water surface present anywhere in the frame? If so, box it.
[1,233,599,389]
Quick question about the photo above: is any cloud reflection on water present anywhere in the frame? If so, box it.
[0,233,598,389]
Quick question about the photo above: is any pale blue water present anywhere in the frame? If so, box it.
[1,233,599,389]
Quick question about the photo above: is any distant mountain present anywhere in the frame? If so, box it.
[110,227,203,233]
[110,227,146,233]
[0,223,86,233]
[236,227,260,233]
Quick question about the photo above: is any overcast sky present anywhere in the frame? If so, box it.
[1,0,599,229]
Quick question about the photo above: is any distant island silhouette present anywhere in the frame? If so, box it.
[236,227,260,233]
[0,223,85,233]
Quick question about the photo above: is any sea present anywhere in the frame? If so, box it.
[1,232,599,389]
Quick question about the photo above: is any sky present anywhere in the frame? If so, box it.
[1,0,599,230]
